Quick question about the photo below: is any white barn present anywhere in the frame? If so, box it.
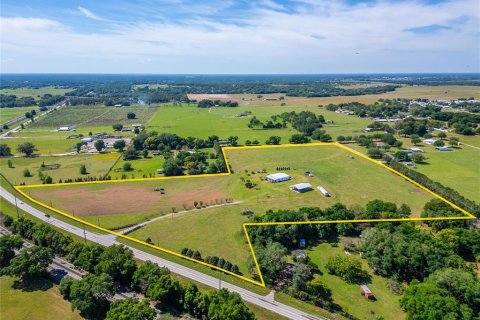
[265,173,291,183]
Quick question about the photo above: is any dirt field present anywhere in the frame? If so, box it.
[231,85,480,107]
[29,179,228,217]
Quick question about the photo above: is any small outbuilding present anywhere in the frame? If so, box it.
[436,146,452,151]
[290,183,313,193]
[265,173,291,183]
[317,186,331,197]
[360,285,374,299]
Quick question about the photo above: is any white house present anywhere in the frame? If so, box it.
[290,183,313,193]
[265,173,291,183]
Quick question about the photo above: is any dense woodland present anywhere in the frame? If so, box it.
[246,199,480,319]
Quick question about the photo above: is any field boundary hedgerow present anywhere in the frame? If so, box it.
[13,143,477,287]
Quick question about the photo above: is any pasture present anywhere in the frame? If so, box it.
[29,104,158,129]
[0,86,73,99]
[0,153,119,185]
[146,103,371,142]
[231,85,480,107]
[25,144,444,278]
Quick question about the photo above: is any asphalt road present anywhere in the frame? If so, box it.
[1,186,326,320]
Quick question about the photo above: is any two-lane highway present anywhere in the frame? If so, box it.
[1,186,327,320]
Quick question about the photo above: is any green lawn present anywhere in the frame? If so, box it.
[109,152,165,179]
[0,276,84,320]
[0,87,73,99]
[304,241,405,320]
[0,153,120,185]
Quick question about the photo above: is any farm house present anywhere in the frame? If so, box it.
[317,186,331,197]
[265,173,291,183]
[290,183,313,193]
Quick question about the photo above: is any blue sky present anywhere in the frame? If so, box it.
[1,0,479,73]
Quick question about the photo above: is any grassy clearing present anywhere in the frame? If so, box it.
[1,106,40,124]
[231,85,480,107]
[109,152,165,179]
[305,242,405,320]
[146,104,371,143]
[0,153,120,185]
[130,203,253,275]
[226,145,434,216]
[395,137,480,203]
[0,87,73,99]
[0,276,84,320]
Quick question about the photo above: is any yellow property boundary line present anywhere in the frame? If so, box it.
[13,142,476,287]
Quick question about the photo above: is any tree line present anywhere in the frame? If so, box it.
[0,214,257,320]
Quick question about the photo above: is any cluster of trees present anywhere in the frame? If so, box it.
[265,135,281,145]
[126,131,227,175]
[325,254,369,284]
[180,247,241,274]
[38,94,64,107]
[400,268,480,319]
[0,95,36,108]
[2,216,256,319]
[197,99,239,108]
[0,144,13,156]
[325,99,409,118]
[248,116,285,130]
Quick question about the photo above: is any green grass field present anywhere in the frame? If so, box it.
[1,106,40,124]
[2,103,157,156]
[108,152,165,179]
[25,145,441,280]
[304,241,404,320]
[0,87,73,99]
[146,104,371,143]
[0,153,120,185]
[0,276,84,320]
[396,138,480,202]
[29,104,158,129]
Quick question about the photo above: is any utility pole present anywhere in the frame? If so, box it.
[14,192,19,219]
[218,271,222,289]
[83,224,87,244]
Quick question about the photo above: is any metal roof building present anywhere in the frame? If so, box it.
[265,173,291,183]
[290,183,313,193]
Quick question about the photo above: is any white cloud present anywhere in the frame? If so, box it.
[77,6,105,21]
[1,0,479,73]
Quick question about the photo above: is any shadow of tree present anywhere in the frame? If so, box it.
[12,276,53,292]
